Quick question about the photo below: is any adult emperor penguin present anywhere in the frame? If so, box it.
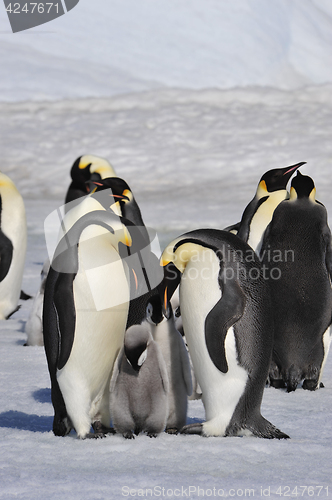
[110,324,169,439]
[43,210,135,438]
[261,171,332,392]
[160,229,289,438]
[236,162,305,253]
[0,172,27,320]
[145,294,192,433]
[64,155,116,211]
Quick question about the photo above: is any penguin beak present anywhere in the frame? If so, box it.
[283,162,306,177]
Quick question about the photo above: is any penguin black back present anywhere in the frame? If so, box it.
[261,171,332,391]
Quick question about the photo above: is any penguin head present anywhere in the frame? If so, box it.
[88,177,132,214]
[146,294,172,325]
[124,325,152,372]
[289,171,316,201]
[256,162,306,198]
[70,155,116,188]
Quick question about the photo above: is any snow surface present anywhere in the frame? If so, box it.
[1,0,332,498]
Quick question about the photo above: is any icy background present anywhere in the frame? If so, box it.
[0,1,332,499]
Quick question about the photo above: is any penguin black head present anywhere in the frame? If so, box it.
[290,171,316,201]
[124,325,150,372]
[70,156,92,184]
[257,162,306,196]
[89,177,133,207]
[71,155,116,188]
[88,180,130,211]
[146,294,171,325]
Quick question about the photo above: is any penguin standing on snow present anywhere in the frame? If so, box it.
[64,155,116,211]
[160,229,289,439]
[0,172,27,320]
[43,210,135,438]
[145,295,192,433]
[261,171,332,392]
[110,324,169,439]
[236,162,305,253]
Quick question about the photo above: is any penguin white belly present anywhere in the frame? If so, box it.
[0,186,26,319]
[318,326,332,387]
[180,251,248,437]
[248,190,287,253]
[56,227,129,438]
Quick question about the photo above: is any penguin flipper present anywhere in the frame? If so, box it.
[53,273,76,370]
[156,344,169,394]
[179,336,193,396]
[237,196,268,243]
[323,227,332,280]
[205,280,246,373]
[0,229,13,282]
[110,349,123,393]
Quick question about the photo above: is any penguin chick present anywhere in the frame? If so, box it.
[0,171,27,320]
[145,295,192,433]
[236,162,305,253]
[261,171,332,392]
[25,259,50,346]
[64,155,116,211]
[110,325,169,439]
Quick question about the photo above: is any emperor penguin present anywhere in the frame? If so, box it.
[64,155,116,211]
[236,162,305,253]
[110,324,169,439]
[0,171,27,320]
[260,171,332,392]
[43,210,135,438]
[145,295,192,433]
[160,229,289,439]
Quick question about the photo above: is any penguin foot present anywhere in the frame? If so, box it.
[92,421,116,435]
[20,290,32,300]
[83,432,107,439]
[147,432,158,438]
[269,378,286,389]
[123,431,135,439]
[165,427,179,435]
[180,423,203,435]
[302,379,319,391]
[320,382,325,388]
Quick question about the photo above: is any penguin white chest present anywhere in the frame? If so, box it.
[179,250,248,436]
[56,226,129,435]
[248,190,287,253]
[0,181,27,319]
